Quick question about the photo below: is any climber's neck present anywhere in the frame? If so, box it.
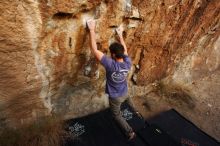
[115,58,124,62]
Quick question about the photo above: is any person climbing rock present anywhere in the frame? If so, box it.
[87,19,136,140]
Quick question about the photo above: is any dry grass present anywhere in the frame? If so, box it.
[0,116,69,146]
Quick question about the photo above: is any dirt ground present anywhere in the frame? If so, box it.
[133,91,220,142]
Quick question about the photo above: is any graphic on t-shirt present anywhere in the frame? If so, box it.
[111,69,128,83]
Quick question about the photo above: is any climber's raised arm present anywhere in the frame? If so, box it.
[87,20,104,61]
[116,25,128,56]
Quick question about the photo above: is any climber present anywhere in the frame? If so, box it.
[87,19,136,140]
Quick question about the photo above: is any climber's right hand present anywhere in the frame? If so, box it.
[116,25,124,37]
[87,19,96,31]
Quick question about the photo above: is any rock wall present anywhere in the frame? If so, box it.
[0,0,219,131]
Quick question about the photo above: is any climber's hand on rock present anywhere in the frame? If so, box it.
[116,25,124,37]
[87,19,96,31]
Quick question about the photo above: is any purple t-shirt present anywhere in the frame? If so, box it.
[100,55,131,98]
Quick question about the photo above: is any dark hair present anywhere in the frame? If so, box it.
[109,42,125,59]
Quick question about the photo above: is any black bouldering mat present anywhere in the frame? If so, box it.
[65,103,148,146]
[65,105,219,146]
[137,124,181,146]
[148,109,220,146]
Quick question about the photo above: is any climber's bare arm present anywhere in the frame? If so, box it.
[116,25,128,55]
[118,36,128,55]
[87,20,104,61]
